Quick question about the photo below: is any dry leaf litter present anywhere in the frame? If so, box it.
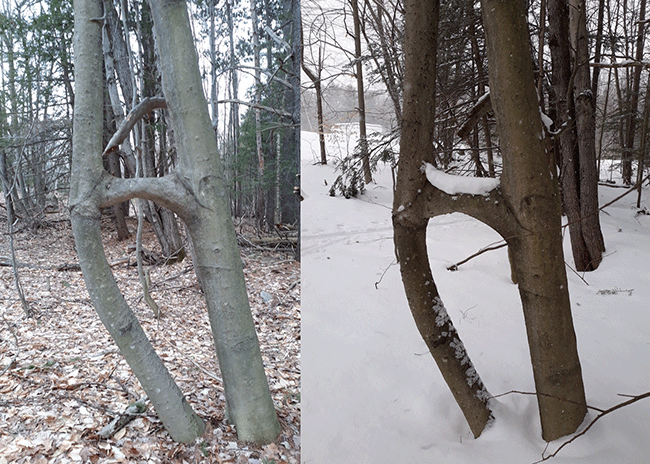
[0,212,300,464]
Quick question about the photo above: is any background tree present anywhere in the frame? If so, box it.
[547,0,606,272]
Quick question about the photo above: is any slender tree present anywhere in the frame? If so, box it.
[394,0,588,441]
[71,0,280,443]
[393,0,493,439]
[350,0,372,184]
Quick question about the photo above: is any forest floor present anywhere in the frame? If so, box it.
[0,210,300,464]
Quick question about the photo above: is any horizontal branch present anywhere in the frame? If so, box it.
[407,182,517,242]
[590,61,650,69]
[98,172,193,219]
[217,99,294,119]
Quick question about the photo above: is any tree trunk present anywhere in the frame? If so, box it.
[622,0,647,184]
[548,0,605,272]
[351,0,372,184]
[480,0,587,441]
[393,0,493,439]
[148,0,280,442]
[636,72,650,207]
[569,0,605,270]
[591,0,606,102]
[71,0,280,444]
[301,37,328,164]
[251,0,266,229]
[70,0,204,443]
[227,0,241,217]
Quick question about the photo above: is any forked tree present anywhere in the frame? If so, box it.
[393,0,587,441]
[70,0,279,443]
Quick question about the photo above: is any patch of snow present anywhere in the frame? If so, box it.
[301,131,650,464]
[423,162,499,196]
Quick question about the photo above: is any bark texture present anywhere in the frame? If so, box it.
[70,0,280,444]
[148,0,280,443]
[480,0,587,441]
[393,0,493,439]
[70,0,204,443]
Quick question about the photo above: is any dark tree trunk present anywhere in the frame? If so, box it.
[480,0,587,441]
[351,0,372,184]
[569,0,605,270]
[622,0,647,185]
[548,0,605,272]
[393,0,493,439]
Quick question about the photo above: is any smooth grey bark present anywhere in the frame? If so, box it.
[70,0,204,443]
[71,0,279,444]
[147,0,280,443]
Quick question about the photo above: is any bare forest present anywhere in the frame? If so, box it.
[1,0,300,462]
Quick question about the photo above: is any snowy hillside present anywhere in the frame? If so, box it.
[301,130,650,464]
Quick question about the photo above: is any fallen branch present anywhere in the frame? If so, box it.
[238,236,298,249]
[0,257,130,271]
[98,396,149,439]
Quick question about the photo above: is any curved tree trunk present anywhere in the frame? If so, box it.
[71,0,280,444]
[70,0,204,443]
[393,0,493,439]
[395,0,589,443]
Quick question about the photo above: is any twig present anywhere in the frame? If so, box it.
[98,396,149,439]
[446,242,508,271]
[0,313,19,377]
[564,261,590,286]
[534,391,650,462]
[490,389,603,413]
[375,259,397,288]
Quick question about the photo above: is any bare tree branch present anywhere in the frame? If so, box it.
[102,97,167,157]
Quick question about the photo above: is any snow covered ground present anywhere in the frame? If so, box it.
[301,130,650,464]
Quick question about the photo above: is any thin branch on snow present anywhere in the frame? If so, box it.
[489,389,650,463]
[446,242,507,271]
[534,392,650,463]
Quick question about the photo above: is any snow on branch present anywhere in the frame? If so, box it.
[422,162,500,196]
